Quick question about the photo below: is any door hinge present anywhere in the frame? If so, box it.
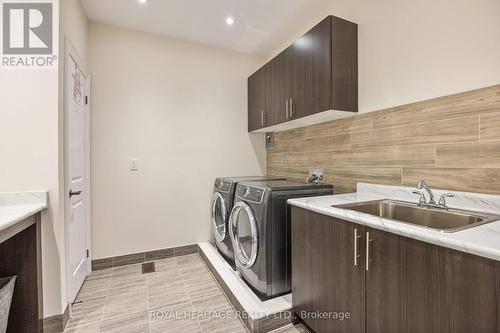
[86,249,90,258]
[85,96,88,105]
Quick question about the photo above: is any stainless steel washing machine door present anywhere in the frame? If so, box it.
[211,192,228,243]
[230,201,258,268]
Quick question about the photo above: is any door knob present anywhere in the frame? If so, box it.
[69,190,82,198]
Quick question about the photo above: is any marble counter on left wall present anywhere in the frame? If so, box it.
[0,191,48,232]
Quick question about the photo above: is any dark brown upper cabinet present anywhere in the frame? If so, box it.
[248,65,268,131]
[269,48,292,127]
[248,16,358,133]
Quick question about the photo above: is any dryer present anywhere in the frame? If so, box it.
[229,180,333,299]
[211,176,285,269]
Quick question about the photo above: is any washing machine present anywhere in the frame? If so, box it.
[211,176,285,269]
[229,180,333,299]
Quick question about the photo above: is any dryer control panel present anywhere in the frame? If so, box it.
[236,185,264,203]
[215,179,231,192]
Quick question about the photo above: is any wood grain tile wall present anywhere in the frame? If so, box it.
[267,85,500,194]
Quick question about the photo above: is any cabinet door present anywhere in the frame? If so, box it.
[331,16,358,112]
[247,71,259,131]
[496,262,500,333]
[289,16,332,120]
[292,208,365,333]
[268,48,291,126]
[406,238,497,333]
[247,66,268,131]
[365,228,406,333]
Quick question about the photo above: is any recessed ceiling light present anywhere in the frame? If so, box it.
[226,17,234,26]
[138,0,147,3]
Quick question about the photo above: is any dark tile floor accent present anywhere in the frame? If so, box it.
[91,245,199,271]
[66,254,305,333]
[114,253,146,267]
[141,262,155,274]
[91,258,114,271]
[145,248,174,262]
[174,244,199,257]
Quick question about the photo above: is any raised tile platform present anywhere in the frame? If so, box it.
[199,242,293,333]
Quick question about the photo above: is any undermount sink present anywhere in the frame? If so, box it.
[333,199,500,232]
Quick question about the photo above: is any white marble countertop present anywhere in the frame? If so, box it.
[288,183,500,262]
[0,191,48,233]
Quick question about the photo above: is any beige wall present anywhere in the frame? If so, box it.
[60,0,88,62]
[0,71,61,317]
[266,0,500,114]
[0,1,63,318]
[88,23,265,259]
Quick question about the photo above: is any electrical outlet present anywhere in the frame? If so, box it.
[265,132,274,148]
[309,168,323,177]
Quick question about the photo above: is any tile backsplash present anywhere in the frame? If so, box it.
[267,85,500,194]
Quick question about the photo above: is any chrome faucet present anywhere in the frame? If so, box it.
[412,190,426,204]
[438,193,455,209]
[413,180,455,209]
[416,180,436,205]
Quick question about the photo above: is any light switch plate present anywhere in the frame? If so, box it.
[129,158,139,171]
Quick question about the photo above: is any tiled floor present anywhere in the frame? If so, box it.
[65,253,305,333]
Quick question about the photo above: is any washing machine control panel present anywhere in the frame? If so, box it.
[237,185,264,203]
[215,180,231,192]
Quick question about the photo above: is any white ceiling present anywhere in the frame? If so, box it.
[81,0,334,56]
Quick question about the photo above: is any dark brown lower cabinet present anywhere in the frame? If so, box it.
[0,214,43,333]
[292,207,365,333]
[365,227,406,333]
[406,238,498,333]
[291,207,499,333]
[497,262,500,333]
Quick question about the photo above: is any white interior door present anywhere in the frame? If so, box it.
[66,40,91,303]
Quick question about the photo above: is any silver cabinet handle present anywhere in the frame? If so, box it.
[289,98,293,118]
[260,109,264,126]
[353,228,361,266]
[285,99,289,119]
[366,232,373,271]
